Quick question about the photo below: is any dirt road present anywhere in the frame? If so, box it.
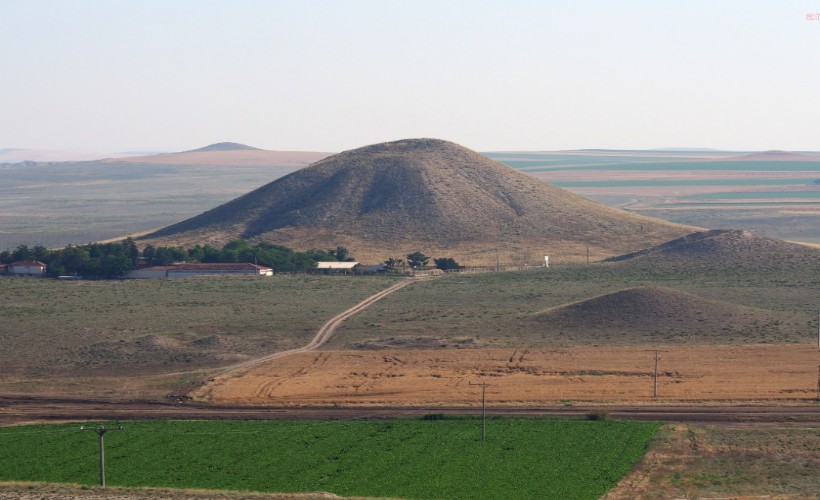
[190,278,417,400]
[2,396,819,425]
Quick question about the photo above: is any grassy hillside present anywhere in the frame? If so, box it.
[143,139,693,264]
[0,418,660,500]
[528,286,787,343]
[331,257,819,349]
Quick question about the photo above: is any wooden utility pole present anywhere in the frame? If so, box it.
[469,382,489,442]
[645,350,668,398]
[80,425,122,487]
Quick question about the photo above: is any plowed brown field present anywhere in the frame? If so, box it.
[195,345,819,405]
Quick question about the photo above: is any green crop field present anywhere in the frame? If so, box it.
[553,178,813,188]
[502,160,820,173]
[0,418,660,500]
[681,190,820,200]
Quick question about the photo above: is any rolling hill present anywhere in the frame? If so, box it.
[108,143,331,168]
[141,138,695,264]
[529,286,790,343]
[184,142,262,152]
[605,229,820,271]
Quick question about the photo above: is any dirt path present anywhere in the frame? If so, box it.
[190,278,417,400]
[2,396,819,425]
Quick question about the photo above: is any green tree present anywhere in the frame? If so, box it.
[333,246,353,262]
[142,244,157,262]
[11,245,32,262]
[384,257,403,269]
[407,251,430,269]
[434,257,460,270]
[31,245,49,262]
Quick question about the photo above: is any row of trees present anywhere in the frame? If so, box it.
[2,241,462,277]
[385,252,461,271]
[1,240,140,278]
[1,240,356,278]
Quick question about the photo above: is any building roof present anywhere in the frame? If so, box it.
[363,264,389,272]
[174,263,272,271]
[137,263,272,272]
[315,261,360,269]
[9,261,47,267]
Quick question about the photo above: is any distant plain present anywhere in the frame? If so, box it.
[2,148,818,251]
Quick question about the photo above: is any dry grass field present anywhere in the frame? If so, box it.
[196,345,818,405]
[605,423,820,499]
[0,275,397,399]
[331,264,818,350]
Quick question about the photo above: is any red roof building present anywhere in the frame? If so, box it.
[4,261,47,277]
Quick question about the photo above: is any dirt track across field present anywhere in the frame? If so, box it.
[190,278,417,401]
[196,345,819,406]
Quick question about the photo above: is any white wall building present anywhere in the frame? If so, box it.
[5,261,47,277]
[127,263,273,279]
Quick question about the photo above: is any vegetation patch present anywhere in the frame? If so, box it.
[0,418,660,500]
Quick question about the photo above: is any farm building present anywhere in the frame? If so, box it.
[2,261,47,277]
[314,261,361,274]
[127,262,273,279]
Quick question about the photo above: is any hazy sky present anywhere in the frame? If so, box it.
[2,1,819,152]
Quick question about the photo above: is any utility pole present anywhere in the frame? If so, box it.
[80,425,122,487]
[816,364,820,401]
[645,350,668,399]
[469,381,489,442]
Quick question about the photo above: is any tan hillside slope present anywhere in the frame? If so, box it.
[605,229,820,271]
[530,286,792,343]
[141,138,694,264]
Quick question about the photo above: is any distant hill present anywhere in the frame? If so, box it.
[605,229,820,271]
[106,147,331,168]
[720,150,820,162]
[141,138,694,264]
[529,286,789,343]
[0,148,141,163]
[184,142,261,153]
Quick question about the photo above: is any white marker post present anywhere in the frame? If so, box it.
[544,256,549,268]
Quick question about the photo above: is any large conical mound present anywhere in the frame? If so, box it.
[605,229,820,271]
[529,286,792,344]
[142,138,693,264]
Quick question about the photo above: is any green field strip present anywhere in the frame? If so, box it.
[552,179,814,188]
[0,418,660,500]
[681,190,820,200]
[657,201,820,207]
[501,160,820,173]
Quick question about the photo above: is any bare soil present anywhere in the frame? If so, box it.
[196,345,820,405]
